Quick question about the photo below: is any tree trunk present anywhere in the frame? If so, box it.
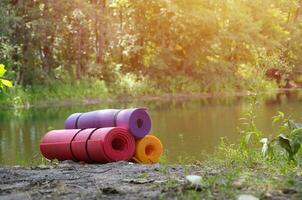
[294,0,302,22]
[40,1,55,77]
[119,8,124,63]
[76,26,83,80]
[96,0,106,64]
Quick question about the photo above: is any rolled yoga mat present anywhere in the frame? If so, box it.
[132,135,163,164]
[40,127,135,163]
[64,108,151,138]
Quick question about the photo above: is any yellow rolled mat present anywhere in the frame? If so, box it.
[132,135,163,164]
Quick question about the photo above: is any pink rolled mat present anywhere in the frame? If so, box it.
[64,108,151,138]
[39,129,80,161]
[40,127,135,163]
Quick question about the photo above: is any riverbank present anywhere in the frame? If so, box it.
[2,88,299,110]
[1,160,301,200]
[0,75,282,109]
[0,90,263,109]
[2,85,295,110]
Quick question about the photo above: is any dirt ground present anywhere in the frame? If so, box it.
[0,161,190,200]
[0,161,301,200]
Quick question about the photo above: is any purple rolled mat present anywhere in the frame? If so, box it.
[64,108,151,138]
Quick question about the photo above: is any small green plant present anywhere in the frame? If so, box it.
[238,107,264,151]
[236,100,302,164]
[260,112,302,163]
[0,64,12,91]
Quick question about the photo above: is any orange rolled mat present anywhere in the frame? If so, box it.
[132,135,163,164]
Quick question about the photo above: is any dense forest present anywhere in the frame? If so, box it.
[1,0,302,101]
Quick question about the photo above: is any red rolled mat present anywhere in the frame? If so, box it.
[40,127,135,163]
[40,129,81,161]
[87,127,135,163]
[70,128,95,163]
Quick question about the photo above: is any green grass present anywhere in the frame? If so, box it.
[0,78,109,108]
[187,142,301,199]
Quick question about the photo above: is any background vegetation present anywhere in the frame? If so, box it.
[1,0,302,106]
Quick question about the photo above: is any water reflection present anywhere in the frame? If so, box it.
[1,91,302,165]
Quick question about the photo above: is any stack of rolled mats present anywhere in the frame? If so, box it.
[40,108,163,164]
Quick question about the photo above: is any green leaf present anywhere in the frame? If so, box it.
[0,79,12,87]
[291,136,301,155]
[272,111,284,124]
[0,64,6,77]
[278,134,293,156]
[244,132,253,146]
[291,142,300,155]
[291,127,302,137]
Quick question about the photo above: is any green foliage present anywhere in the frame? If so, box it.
[0,64,13,91]
[0,64,6,77]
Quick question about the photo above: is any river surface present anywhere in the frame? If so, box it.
[1,90,302,166]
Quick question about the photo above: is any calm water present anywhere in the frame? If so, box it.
[1,91,302,166]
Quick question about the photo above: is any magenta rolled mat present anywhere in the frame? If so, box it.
[40,127,135,163]
[64,108,151,138]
